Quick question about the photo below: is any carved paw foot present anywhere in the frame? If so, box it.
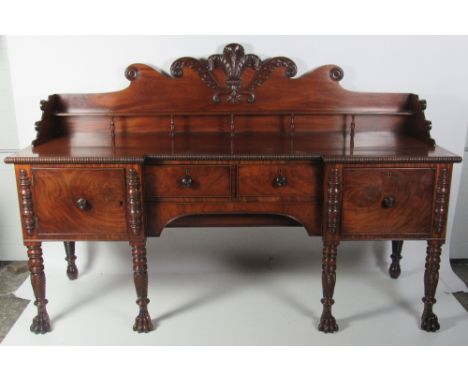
[318,313,339,333]
[66,265,78,280]
[389,263,401,279]
[421,313,440,332]
[30,312,51,334]
[133,311,153,333]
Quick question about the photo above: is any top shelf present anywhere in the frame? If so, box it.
[53,110,415,117]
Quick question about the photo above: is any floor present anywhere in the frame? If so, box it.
[0,261,29,343]
[452,259,468,309]
[0,245,468,344]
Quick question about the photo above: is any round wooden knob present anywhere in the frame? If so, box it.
[274,174,288,187]
[75,197,89,210]
[382,196,395,208]
[180,175,193,188]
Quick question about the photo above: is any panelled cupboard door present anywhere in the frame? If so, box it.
[32,168,127,237]
[341,167,435,236]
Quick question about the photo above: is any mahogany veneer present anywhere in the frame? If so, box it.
[33,168,127,237]
[5,43,461,336]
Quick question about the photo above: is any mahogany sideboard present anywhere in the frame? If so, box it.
[4,43,462,335]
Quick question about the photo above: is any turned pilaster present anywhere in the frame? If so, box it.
[19,169,35,235]
[326,166,341,235]
[127,169,142,236]
[433,168,449,234]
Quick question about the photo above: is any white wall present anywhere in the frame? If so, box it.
[450,129,468,258]
[3,36,468,289]
[0,36,23,261]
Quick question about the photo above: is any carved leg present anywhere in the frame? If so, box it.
[130,240,153,333]
[26,242,51,334]
[319,241,339,333]
[64,241,78,280]
[421,240,442,332]
[389,240,403,279]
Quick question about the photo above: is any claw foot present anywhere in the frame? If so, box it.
[133,311,153,333]
[318,313,339,333]
[389,263,401,279]
[66,265,78,280]
[421,313,440,332]
[30,312,51,334]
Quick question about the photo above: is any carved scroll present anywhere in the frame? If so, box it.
[127,169,142,235]
[19,169,35,235]
[170,43,297,104]
[433,168,449,234]
[410,96,436,147]
[327,167,341,235]
[32,96,60,147]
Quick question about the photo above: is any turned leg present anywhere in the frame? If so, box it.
[26,242,51,334]
[64,241,78,280]
[421,240,442,332]
[130,240,153,333]
[389,240,403,279]
[319,241,339,333]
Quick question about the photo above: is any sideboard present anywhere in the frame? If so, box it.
[4,43,461,335]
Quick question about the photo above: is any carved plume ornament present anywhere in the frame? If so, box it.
[170,43,297,104]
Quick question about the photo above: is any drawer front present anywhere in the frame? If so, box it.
[238,164,320,197]
[145,165,232,198]
[33,168,127,236]
[342,168,435,235]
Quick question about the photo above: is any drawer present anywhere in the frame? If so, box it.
[238,164,320,197]
[145,165,232,198]
[32,168,127,236]
[342,168,435,235]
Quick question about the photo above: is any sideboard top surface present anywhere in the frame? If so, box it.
[6,131,460,164]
